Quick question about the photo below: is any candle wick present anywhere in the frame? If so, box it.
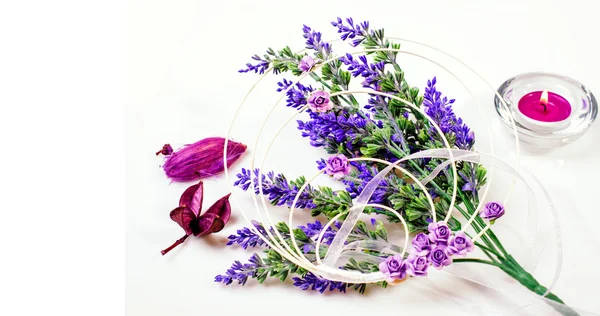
[540,102,547,112]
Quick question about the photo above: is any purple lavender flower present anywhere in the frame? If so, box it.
[428,246,452,270]
[342,161,388,204]
[298,220,337,245]
[239,54,270,74]
[453,119,475,150]
[459,167,478,192]
[234,168,316,209]
[342,162,386,201]
[447,231,474,256]
[480,202,505,221]
[331,17,371,47]
[428,221,451,244]
[302,25,332,58]
[423,77,457,134]
[307,91,332,112]
[214,254,262,285]
[227,221,269,249]
[298,55,315,72]
[338,53,384,86]
[277,79,314,109]
[405,254,429,277]
[316,158,327,170]
[411,232,432,256]
[325,154,351,179]
[379,254,407,282]
[297,109,369,150]
[293,272,347,293]
[423,77,475,150]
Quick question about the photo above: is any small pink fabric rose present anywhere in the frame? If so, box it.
[406,254,429,277]
[307,91,332,112]
[379,254,407,283]
[447,231,474,257]
[480,201,505,221]
[325,154,351,179]
[298,55,315,72]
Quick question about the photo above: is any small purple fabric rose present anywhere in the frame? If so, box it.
[324,154,351,179]
[298,55,315,72]
[378,254,407,282]
[428,221,451,244]
[480,201,505,221]
[406,254,429,277]
[428,246,452,270]
[307,90,332,112]
[447,231,474,257]
[411,233,432,256]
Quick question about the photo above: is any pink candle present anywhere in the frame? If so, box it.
[517,90,571,122]
[516,90,572,131]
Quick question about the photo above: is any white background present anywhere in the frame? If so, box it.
[126,1,600,315]
[2,1,599,316]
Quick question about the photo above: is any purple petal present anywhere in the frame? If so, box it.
[179,181,204,216]
[169,206,196,235]
[203,193,232,224]
[194,213,225,236]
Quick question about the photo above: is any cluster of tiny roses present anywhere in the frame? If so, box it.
[379,221,474,284]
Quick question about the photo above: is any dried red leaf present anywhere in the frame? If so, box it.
[179,181,203,215]
[209,217,225,233]
[204,193,231,224]
[169,206,195,236]
[194,213,224,236]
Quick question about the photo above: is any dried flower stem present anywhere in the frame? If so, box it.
[161,234,189,255]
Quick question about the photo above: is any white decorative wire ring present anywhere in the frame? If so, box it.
[223,41,521,284]
[289,156,435,269]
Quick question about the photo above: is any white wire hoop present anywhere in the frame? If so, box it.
[223,37,522,284]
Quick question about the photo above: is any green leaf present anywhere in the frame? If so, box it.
[405,208,422,221]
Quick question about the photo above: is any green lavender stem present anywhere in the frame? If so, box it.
[382,144,573,314]
[453,192,577,316]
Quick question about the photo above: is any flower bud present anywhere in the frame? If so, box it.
[163,137,247,182]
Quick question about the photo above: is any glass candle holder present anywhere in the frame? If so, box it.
[494,72,597,147]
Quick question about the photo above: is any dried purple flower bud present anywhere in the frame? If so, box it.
[162,137,247,182]
[156,144,174,156]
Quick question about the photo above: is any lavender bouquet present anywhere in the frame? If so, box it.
[216,18,574,315]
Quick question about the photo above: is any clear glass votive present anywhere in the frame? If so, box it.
[494,72,597,147]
